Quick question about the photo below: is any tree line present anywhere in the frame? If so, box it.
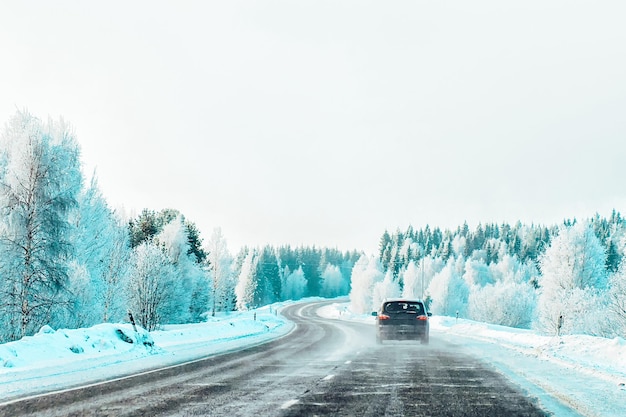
[351,212,626,337]
[4,110,622,343]
[0,111,357,343]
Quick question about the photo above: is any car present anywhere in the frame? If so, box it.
[372,299,431,345]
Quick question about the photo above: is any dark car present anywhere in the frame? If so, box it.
[372,299,431,345]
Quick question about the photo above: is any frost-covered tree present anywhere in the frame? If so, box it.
[608,237,626,336]
[469,281,536,328]
[156,216,208,323]
[349,255,384,314]
[320,264,347,298]
[372,270,401,308]
[540,222,608,290]
[0,111,82,341]
[401,261,421,299]
[609,271,626,336]
[127,241,174,331]
[99,221,132,323]
[427,258,469,317]
[207,227,234,316]
[60,261,93,329]
[64,176,131,327]
[463,258,494,287]
[235,249,258,310]
[451,235,467,258]
[536,221,608,334]
[281,266,307,301]
[489,254,538,285]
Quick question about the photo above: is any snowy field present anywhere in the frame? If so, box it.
[1,300,625,417]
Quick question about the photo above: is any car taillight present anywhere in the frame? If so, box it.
[378,314,390,320]
[417,315,428,321]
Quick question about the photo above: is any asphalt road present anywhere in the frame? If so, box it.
[0,301,551,417]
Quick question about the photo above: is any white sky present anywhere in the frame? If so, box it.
[1,1,625,255]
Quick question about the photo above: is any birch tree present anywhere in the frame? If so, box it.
[66,176,131,326]
[537,221,608,334]
[608,237,626,336]
[207,228,234,315]
[0,111,82,341]
[127,241,174,331]
[349,255,384,314]
[427,258,469,317]
[159,216,212,323]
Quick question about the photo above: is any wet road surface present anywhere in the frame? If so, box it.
[0,301,551,416]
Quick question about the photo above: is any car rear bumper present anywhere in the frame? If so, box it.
[377,324,428,339]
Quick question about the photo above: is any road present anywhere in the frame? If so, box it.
[1,301,553,417]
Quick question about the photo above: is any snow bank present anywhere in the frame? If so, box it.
[428,316,626,387]
[0,303,293,402]
[0,324,155,370]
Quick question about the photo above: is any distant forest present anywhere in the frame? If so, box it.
[1,110,624,345]
[378,212,623,276]
[350,211,626,338]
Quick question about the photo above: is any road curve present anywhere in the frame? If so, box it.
[0,301,552,416]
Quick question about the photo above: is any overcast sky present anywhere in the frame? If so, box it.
[1,1,625,255]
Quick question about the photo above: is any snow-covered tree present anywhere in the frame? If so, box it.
[127,241,174,331]
[281,266,307,301]
[156,216,208,323]
[401,261,421,299]
[206,227,234,316]
[0,111,82,341]
[235,249,258,311]
[451,235,467,258]
[66,176,131,326]
[349,255,384,314]
[426,258,469,317]
[469,281,536,328]
[320,264,346,298]
[540,222,607,290]
[372,270,401,308]
[463,258,494,287]
[536,221,608,334]
[608,237,626,336]
[489,254,538,285]
[60,261,93,328]
[99,221,132,323]
[609,270,626,337]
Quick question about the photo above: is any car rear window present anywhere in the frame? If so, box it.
[384,301,424,315]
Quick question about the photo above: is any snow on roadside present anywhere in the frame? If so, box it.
[431,316,626,388]
[0,303,293,402]
[3,298,625,416]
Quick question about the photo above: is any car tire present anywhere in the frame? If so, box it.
[421,334,429,345]
[376,335,383,345]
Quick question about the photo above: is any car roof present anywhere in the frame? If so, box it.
[383,298,424,303]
